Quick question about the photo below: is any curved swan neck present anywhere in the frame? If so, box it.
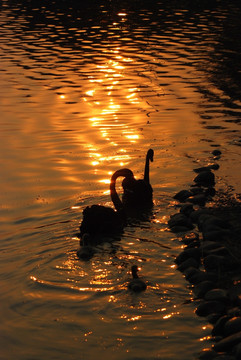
[110,177,123,211]
[144,149,154,184]
[110,169,134,211]
[131,265,139,279]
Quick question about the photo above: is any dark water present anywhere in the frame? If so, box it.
[1,1,241,359]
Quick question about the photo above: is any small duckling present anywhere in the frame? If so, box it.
[128,265,147,292]
[77,233,95,260]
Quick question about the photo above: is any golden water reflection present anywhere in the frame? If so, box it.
[78,49,152,180]
[1,2,241,359]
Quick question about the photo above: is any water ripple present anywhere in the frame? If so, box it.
[1,1,241,359]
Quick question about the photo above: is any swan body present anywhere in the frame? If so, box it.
[79,168,134,241]
[79,204,124,238]
[122,149,154,209]
[128,265,147,292]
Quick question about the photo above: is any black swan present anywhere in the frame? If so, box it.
[77,233,95,260]
[128,265,147,292]
[122,149,154,209]
[79,168,134,242]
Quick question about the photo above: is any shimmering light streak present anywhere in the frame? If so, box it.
[163,311,180,319]
[98,179,110,184]
[80,47,144,174]
[125,135,139,140]
[127,316,142,322]
[86,90,95,96]
[91,161,99,166]
[200,336,212,342]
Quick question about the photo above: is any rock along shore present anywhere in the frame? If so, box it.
[169,149,241,360]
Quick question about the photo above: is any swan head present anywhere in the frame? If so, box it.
[147,149,154,162]
[128,265,147,292]
[81,233,91,246]
[77,233,94,260]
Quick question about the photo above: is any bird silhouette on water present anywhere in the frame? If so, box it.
[128,265,147,292]
[77,233,95,260]
[122,149,154,210]
[79,168,134,243]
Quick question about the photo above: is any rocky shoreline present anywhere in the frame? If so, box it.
[169,149,241,360]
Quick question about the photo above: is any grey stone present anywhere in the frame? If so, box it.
[199,241,222,255]
[194,281,215,298]
[187,194,207,206]
[189,270,210,285]
[196,300,226,317]
[213,355,235,360]
[227,307,241,318]
[180,203,194,216]
[198,214,229,232]
[207,246,230,257]
[183,266,200,279]
[203,254,226,271]
[168,213,194,229]
[212,149,222,156]
[194,170,215,187]
[224,317,241,336]
[207,313,224,324]
[190,186,204,194]
[185,239,200,249]
[235,342,241,359]
[197,348,217,359]
[190,208,211,223]
[173,189,192,201]
[182,231,199,245]
[170,225,192,233]
[177,257,199,272]
[193,164,219,173]
[202,229,232,242]
[212,315,231,336]
[214,331,241,352]
[208,163,220,170]
[205,187,216,197]
[204,289,228,303]
[175,247,200,264]
[228,284,241,305]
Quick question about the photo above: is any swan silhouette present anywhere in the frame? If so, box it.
[128,265,147,292]
[122,149,154,209]
[77,233,95,260]
[79,168,134,242]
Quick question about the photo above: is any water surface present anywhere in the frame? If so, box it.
[1,1,241,359]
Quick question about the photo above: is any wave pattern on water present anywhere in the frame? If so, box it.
[1,1,241,359]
